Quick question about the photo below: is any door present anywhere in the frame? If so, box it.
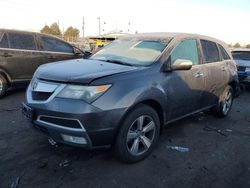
[3,32,45,80]
[163,39,206,120]
[199,40,224,107]
[38,35,77,64]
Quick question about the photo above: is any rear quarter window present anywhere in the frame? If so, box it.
[0,33,9,48]
[201,40,219,63]
[218,44,230,60]
[40,36,73,53]
[8,33,36,50]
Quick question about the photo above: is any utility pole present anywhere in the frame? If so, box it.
[97,17,101,36]
[82,16,85,40]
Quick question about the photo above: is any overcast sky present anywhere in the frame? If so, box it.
[0,0,250,44]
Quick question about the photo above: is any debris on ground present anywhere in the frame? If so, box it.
[38,158,49,169]
[59,159,71,168]
[48,138,57,146]
[10,177,20,188]
[0,107,20,113]
[198,116,204,121]
[166,146,190,152]
[10,171,25,188]
[56,183,63,188]
[203,126,228,137]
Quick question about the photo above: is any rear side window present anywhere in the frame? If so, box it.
[8,33,36,50]
[201,40,219,63]
[40,36,73,53]
[218,44,230,60]
[0,33,9,48]
[171,39,199,65]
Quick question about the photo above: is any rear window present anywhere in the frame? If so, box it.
[201,40,220,63]
[8,33,36,50]
[40,36,73,53]
[0,33,9,48]
[218,44,230,60]
[232,51,250,60]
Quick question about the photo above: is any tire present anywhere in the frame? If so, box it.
[115,104,160,163]
[212,86,234,117]
[0,74,8,98]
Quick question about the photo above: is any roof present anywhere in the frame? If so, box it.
[120,32,227,46]
[0,28,66,43]
[231,48,250,52]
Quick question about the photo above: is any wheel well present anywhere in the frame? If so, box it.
[112,99,165,146]
[140,100,165,133]
[0,72,10,85]
[229,81,239,97]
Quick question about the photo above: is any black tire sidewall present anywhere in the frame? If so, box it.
[115,104,160,163]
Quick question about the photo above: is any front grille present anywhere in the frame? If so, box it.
[32,91,52,101]
[39,116,82,129]
[238,66,246,72]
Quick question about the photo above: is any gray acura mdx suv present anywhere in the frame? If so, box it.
[23,33,239,163]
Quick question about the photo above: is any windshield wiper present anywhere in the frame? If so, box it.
[94,58,133,66]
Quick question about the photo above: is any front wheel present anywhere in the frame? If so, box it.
[115,104,160,163]
[212,86,234,117]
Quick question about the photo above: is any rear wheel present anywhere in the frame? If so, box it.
[115,104,160,163]
[0,74,8,98]
[212,86,233,117]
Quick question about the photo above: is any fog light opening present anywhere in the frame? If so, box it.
[61,134,87,144]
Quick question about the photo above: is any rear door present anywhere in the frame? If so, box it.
[164,38,206,120]
[199,39,224,107]
[38,35,77,63]
[3,32,45,80]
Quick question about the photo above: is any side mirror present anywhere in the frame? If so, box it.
[73,48,82,55]
[83,51,92,59]
[172,59,193,71]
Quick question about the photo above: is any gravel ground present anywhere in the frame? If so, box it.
[0,88,250,188]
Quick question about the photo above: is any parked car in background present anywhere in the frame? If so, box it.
[231,49,250,90]
[0,29,88,98]
[23,33,239,163]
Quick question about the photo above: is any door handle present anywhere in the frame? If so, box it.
[48,56,57,59]
[1,53,12,57]
[222,67,226,71]
[195,72,204,78]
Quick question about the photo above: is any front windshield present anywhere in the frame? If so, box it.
[90,40,167,66]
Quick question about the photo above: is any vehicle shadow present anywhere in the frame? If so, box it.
[5,87,27,98]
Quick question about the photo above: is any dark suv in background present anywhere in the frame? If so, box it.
[231,49,250,90]
[0,29,87,98]
[23,33,239,162]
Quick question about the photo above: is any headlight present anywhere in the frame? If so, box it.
[57,84,111,103]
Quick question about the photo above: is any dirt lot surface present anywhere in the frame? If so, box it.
[1,89,250,188]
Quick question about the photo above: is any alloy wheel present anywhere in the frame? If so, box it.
[126,115,156,156]
[222,90,232,115]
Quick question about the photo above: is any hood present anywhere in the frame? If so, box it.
[35,59,139,84]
